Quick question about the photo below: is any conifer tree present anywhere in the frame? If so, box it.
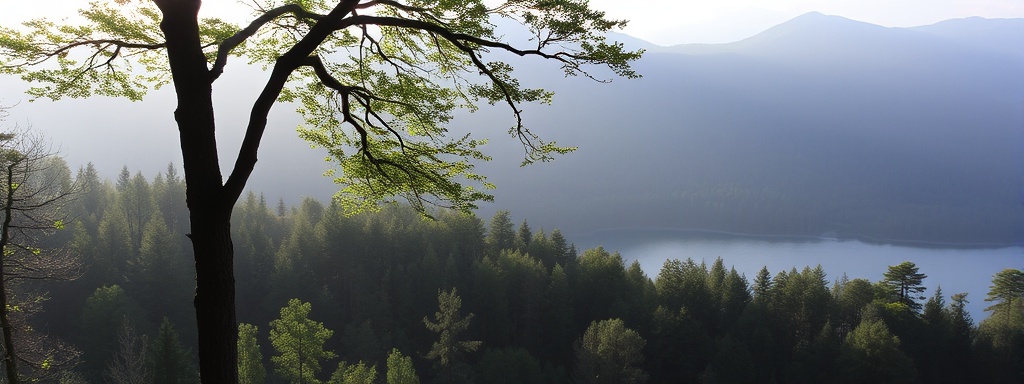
[882,261,928,312]
[985,268,1024,325]
[329,361,377,384]
[238,323,266,384]
[424,288,481,366]
[385,349,419,384]
[270,299,336,384]
[424,288,480,383]
[148,317,199,384]
[486,211,518,255]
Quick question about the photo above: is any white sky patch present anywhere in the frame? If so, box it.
[1,0,1023,45]
[582,0,1024,45]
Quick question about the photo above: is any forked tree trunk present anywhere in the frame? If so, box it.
[157,2,239,383]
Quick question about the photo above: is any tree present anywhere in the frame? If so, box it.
[329,361,377,384]
[837,317,916,384]
[105,318,151,384]
[573,318,648,384]
[238,323,267,384]
[0,125,82,383]
[517,220,533,249]
[424,288,480,366]
[148,317,199,384]
[133,210,192,326]
[943,293,975,384]
[985,268,1024,325]
[385,349,419,384]
[486,211,518,256]
[0,2,639,382]
[882,261,927,312]
[270,299,336,384]
[79,285,143,380]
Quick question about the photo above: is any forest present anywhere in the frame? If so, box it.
[0,161,1020,384]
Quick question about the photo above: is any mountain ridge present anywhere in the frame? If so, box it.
[469,13,1024,245]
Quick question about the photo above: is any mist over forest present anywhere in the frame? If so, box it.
[5,163,1021,383]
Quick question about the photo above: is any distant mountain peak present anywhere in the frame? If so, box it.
[746,11,884,41]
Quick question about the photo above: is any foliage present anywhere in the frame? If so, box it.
[270,299,337,384]
[0,124,82,383]
[0,171,1013,384]
[573,318,648,384]
[329,361,377,384]
[385,349,419,384]
[985,268,1024,322]
[882,261,927,312]
[238,323,267,384]
[837,317,917,384]
[148,317,199,384]
[0,0,640,213]
[423,288,480,366]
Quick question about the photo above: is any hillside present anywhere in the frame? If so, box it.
[471,13,1024,245]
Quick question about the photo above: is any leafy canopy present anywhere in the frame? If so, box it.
[0,0,641,214]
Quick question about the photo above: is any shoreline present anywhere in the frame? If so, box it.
[568,226,1022,251]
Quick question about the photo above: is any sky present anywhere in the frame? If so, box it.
[2,0,1023,45]
[586,0,1024,45]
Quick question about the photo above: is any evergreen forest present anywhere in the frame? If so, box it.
[6,163,1024,383]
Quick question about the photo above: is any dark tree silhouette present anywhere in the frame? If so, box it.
[0,1,640,382]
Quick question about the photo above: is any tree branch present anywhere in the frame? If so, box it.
[210,4,326,81]
[222,0,363,206]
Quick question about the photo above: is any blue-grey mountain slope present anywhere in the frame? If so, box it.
[471,12,1024,246]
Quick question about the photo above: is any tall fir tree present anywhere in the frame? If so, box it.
[270,299,337,384]
[238,323,266,384]
[148,317,199,384]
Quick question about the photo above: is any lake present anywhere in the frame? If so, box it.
[570,228,1023,323]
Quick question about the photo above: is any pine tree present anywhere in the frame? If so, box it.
[148,317,198,384]
[329,361,377,384]
[424,288,481,366]
[517,220,532,249]
[985,269,1024,325]
[882,261,928,312]
[486,211,518,255]
[424,288,480,383]
[270,299,337,384]
[238,323,266,384]
[385,349,419,384]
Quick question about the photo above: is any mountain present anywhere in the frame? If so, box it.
[910,16,1024,59]
[468,13,1024,245]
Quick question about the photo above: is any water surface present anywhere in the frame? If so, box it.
[571,228,1023,323]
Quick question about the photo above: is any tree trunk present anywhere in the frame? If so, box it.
[156,2,239,383]
[0,163,21,384]
[190,213,238,384]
